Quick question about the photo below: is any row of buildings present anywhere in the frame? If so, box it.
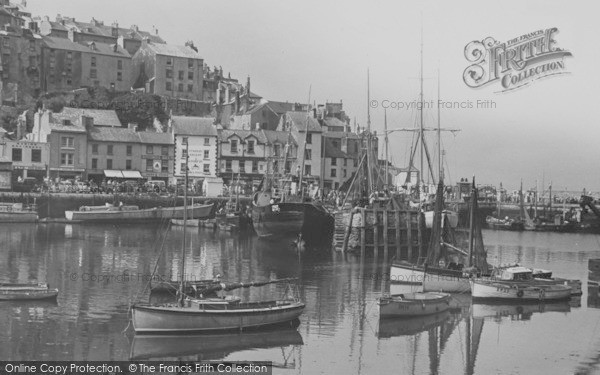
[0,0,249,111]
[0,104,377,195]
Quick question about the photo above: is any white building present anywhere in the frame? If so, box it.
[169,116,221,195]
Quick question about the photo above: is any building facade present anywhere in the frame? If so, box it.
[170,116,218,187]
[217,129,268,188]
[278,111,323,183]
[131,39,204,101]
[0,136,49,181]
[41,35,132,93]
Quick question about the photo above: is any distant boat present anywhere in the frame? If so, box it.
[129,324,303,360]
[0,203,38,223]
[485,216,525,231]
[65,202,214,222]
[0,283,58,301]
[378,292,451,318]
[149,279,222,294]
[470,266,572,301]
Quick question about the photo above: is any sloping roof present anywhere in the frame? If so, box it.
[323,117,347,129]
[87,126,140,143]
[170,116,217,136]
[262,130,296,145]
[265,101,295,115]
[49,107,121,131]
[137,131,171,145]
[220,129,267,143]
[285,111,321,132]
[42,36,131,58]
[323,138,349,158]
[146,42,202,59]
[51,18,165,43]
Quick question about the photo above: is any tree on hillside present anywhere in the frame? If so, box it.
[110,93,168,130]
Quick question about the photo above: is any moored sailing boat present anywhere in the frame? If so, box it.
[131,150,305,333]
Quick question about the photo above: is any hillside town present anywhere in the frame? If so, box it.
[0,0,400,198]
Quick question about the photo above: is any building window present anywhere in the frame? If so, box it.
[305,165,311,175]
[60,153,74,166]
[230,139,238,153]
[204,137,210,145]
[91,56,96,67]
[90,69,97,78]
[117,60,123,70]
[182,137,188,145]
[161,163,168,172]
[252,160,258,173]
[225,160,232,171]
[304,149,311,160]
[125,159,131,170]
[203,164,210,174]
[239,161,245,173]
[166,81,172,91]
[343,169,347,178]
[178,70,184,80]
[180,162,186,173]
[166,69,173,78]
[12,148,22,162]
[146,145,153,154]
[285,161,291,173]
[274,144,281,157]
[146,159,153,171]
[188,59,194,69]
[61,136,74,148]
[161,146,168,156]
[187,84,193,92]
[203,150,209,159]
[106,159,113,169]
[331,169,336,177]
[117,72,122,81]
[182,148,188,158]
[178,83,183,92]
[91,158,97,169]
[343,158,347,166]
[31,149,41,163]
[107,145,113,155]
[166,57,173,66]
[331,157,337,166]
[306,133,312,144]
[247,140,255,154]
[126,145,132,156]
[188,71,193,80]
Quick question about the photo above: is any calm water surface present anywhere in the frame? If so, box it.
[1,224,600,374]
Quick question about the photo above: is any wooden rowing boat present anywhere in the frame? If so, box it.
[378,292,451,318]
[0,283,59,301]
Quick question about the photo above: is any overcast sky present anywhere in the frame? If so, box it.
[27,0,600,192]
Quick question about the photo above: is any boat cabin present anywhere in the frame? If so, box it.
[496,266,533,281]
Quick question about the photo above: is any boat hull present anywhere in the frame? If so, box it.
[0,283,58,301]
[0,212,38,223]
[390,262,424,285]
[132,301,305,333]
[470,280,571,301]
[251,202,333,241]
[66,203,213,222]
[422,271,471,293]
[378,292,451,318]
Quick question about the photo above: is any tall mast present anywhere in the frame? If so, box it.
[298,85,312,196]
[179,142,189,306]
[384,108,389,188]
[367,68,371,133]
[437,68,441,184]
[468,176,475,267]
[419,20,424,195]
[366,69,373,193]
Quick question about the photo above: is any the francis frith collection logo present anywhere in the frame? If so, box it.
[463,28,572,92]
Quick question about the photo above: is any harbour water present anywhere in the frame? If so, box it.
[1,223,600,374]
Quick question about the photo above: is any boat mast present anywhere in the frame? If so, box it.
[437,68,441,184]
[467,176,475,267]
[367,69,374,194]
[384,108,388,188]
[179,142,189,306]
[298,85,312,197]
[419,21,424,198]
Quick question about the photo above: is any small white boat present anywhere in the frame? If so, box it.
[378,292,451,318]
[389,261,424,285]
[470,267,572,301]
[531,268,582,296]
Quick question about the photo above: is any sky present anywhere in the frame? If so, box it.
[26,0,600,192]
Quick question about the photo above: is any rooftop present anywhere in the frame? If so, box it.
[220,129,267,143]
[145,42,202,59]
[43,36,131,58]
[48,107,121,132]
[284,111,321,132]
[323,138,349,159]
[170,116,217,136]
[263,130,296,145]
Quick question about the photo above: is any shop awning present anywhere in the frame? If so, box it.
[104,170,124,178]
[121,170,143,179]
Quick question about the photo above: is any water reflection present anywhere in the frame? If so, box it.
[2,224,600,373]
